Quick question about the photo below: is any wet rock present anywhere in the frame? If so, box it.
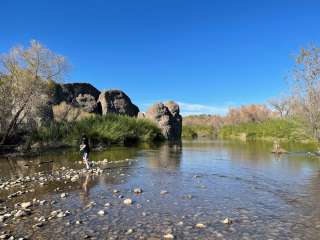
[133,188,143,194]
[196,223,206,228]
[112,189,120,194]
[123,198,133,205]
[163,233,175,239]
[223,218,233,225]
[98,210,105,216]
[60,193,68,198]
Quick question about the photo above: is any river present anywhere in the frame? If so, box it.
[0,140,320,239]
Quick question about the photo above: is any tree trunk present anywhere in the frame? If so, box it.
[0,105,26,145]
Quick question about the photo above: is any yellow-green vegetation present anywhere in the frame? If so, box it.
[32,114,164,145]
[219,119,313,142]
[182,125,216,139]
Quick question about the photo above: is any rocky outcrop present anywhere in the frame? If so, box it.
[98,90,139,117]
[145,101,182,141]
[49,82,101,113]
[75,94,100,113]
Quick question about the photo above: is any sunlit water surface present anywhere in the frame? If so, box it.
[0,140,320,239]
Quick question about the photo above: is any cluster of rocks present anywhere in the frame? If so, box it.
[49,82,140,116]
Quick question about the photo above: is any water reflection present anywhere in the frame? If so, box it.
[79,173,95,206]
[145,142,182,170]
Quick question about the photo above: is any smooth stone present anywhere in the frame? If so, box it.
[20,202,32,209]
[133,188,143,194]
[60,193,68,198]
[123,199,133,205]
[223,218,233,225]
[196,223,206,228]
[98,210,105,216]
[163,233,175,239]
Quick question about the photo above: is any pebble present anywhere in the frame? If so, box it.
[196,223,206,228]
[33,222,44,228]
[223,218,233,225]
[133,188,143,194]
[123,198,133,205]
[98,210,105,216]
[163,233,175,239]
[60,193,68,198]
[20,202,32,209]
[14,210,29,218]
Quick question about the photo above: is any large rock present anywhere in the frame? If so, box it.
[75,94,100,113]
[98,90,139,117]
[49,82,101,113]
[145,101,182,141]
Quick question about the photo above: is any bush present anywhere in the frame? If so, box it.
[182,125,215,139]
[32,114,164,145]
[219,118,313,142]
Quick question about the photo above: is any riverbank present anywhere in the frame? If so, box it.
[218,119,315,143]
[183,118,318,144]
[0,114,164,157]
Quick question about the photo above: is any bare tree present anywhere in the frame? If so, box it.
[0,40,69,144]
[268,96,291,117]
[290,45,320,141]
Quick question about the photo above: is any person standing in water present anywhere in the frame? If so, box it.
[80,135,91,169]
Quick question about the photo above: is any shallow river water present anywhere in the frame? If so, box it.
[0,140,320,239]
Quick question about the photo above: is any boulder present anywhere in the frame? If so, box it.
[75,94,100,113]
[145,101,182,141]
[49,82,101,113]
[98,90,139,117]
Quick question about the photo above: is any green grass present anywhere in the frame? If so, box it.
[219,118,313,142]
[182,125,216,139]
[32,114,164,145]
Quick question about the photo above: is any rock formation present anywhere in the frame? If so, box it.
[145,101,182,141]
[98,90,139,117]
[49,82,101,113]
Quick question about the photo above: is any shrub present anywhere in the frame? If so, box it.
[32,114,163,145]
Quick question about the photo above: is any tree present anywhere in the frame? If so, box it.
[268,96,291,117]
[0,40,69,144]
[290,45,320,141]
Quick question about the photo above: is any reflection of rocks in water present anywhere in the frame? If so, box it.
[147,143,182,169]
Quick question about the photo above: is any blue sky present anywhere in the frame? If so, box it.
[1,0,320,115]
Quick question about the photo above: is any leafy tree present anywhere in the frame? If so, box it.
[0,40,69,144]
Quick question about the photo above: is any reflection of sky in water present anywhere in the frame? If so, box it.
[1,140,320,238]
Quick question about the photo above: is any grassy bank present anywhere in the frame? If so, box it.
[218,119,313,142]
[32,114,164,146]
[182,125,216,139]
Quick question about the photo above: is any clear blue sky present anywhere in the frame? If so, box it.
[1,0,320,115]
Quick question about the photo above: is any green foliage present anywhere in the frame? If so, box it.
[219,118,313,142]
[182,125,215,139]
[32,114,164,145]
